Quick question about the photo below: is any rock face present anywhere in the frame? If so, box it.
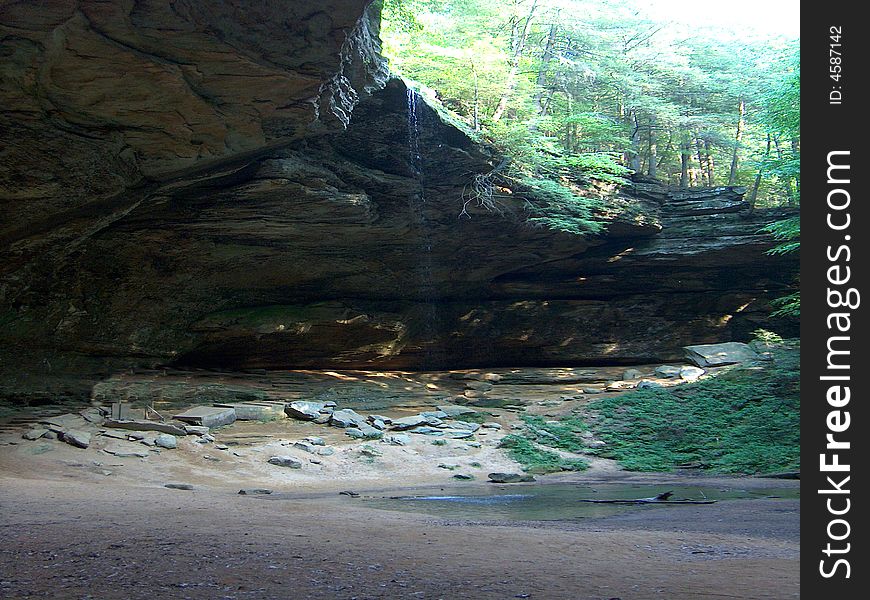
[0,2,797,401]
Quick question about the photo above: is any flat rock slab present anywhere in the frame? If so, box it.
[62,430,91,449]
[22,428,49,440]
[104,419,187,436]
[214,403,285,421]
[239,489,273,495]
[103,442,150,458]
[173,407,236,428]
[390,415,429,430]
[165,483,194,490]
[683,342,759,367]
[437,405,478,417]
[268,456,303,468]
[155,434,177,449]
[40,414,89,431]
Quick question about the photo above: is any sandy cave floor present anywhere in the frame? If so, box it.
[0,366,799,600]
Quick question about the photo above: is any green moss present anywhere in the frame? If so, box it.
[498,435,588,474]
[584,346,800,474]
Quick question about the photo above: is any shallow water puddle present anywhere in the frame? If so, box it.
[363,483,799,521]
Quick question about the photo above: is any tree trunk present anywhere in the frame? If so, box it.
[492,0,538,123]
[647,116,657,178]
[471,61,480,131]
[704,139,714,185]
[748,133,772,207]
[534,22,558,116]
[629,111,641,172]
[728,97,745,185]
[680,135,690,189]
[564,91,573,150]
[695,138,706,186]
[772,135,796,205]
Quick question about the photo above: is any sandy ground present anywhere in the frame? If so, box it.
[0,367,799,599]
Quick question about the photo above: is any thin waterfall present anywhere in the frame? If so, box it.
[406,87,439,366]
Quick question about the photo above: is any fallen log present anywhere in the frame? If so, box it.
[578,491,717,504]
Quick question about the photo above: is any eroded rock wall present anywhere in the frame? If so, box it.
[0,4,797,400]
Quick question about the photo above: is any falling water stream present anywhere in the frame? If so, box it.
[406,87,440,366]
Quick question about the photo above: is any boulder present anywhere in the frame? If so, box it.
[293,441,319,454]
[155,434,177,449]
[683,342,760,367]
[637,380,664,390]
[329,409,367,429]
[679,366,706,382]
[285,401,326,421]
[304,436,326,446]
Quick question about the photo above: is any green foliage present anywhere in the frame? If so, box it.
[498,434,589,473]
[761,214,799,316]
[522,178,605,235]
[584,347,799,474]
[751,328,784,346]
[381,0,800,223]
[520,415,587,452]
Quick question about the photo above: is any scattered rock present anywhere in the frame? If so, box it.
[330,409,367,429]
[384,433,411,446]
[164,483,194,490]
[369,414,392,425]
[339,490,360,498]
[679,366,706,381]
[317,446,335,456]
[437,463,458,470]
[445,420,480,432]
[420,410,448,420]
[285,401,326,421]
[155,434,177,449]
[346,424,383,440]
[453,474,475,480]
[637,380,664,389]
[359,445,382,458]
[309,457,322,464]
[467,442,482,448]
[42,431,58,440]
[488,472,536,483]
[293,441,319,454]
[622,368,643,380]
[22,428,48,441]
[654,365,682,378]
[582,388,603,394]
[369,418,387,430]
[390,415,430,430]
[481,422,502,430]
[408,426,444,436]
[173,407,236,428]
[304,436,326,446]
[313,413,332,424]
[180,425,208,436]
[683,342,759,367]
[238,489,273,495]
[62,430,91,449]
[103,443,150,458]
[444,430,475,439]
[216,402,285,421]
[268,456,303,468]
[214,444,229,450]
[605,381,636,391]
[465,381,492,392]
